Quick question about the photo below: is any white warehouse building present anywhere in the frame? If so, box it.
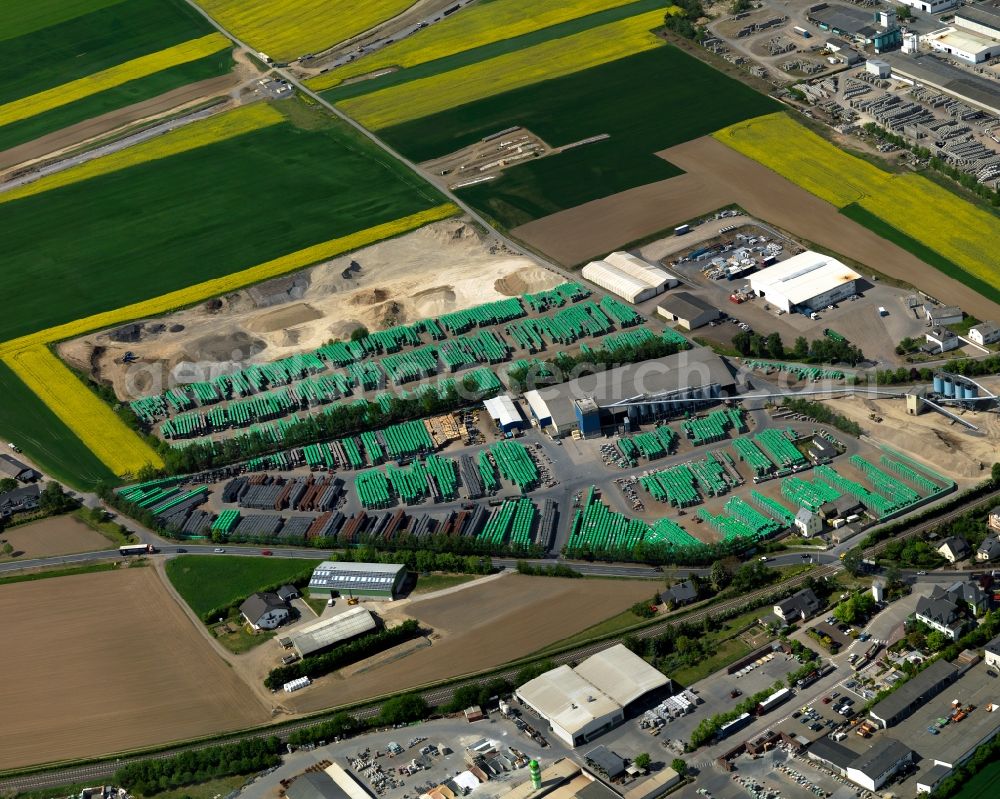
[516,644,671,747]
[582,252,678,304]
[748,251,861,314]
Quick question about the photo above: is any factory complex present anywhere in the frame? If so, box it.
[516,645,671,747]
[748,252,861,315]
[522,348,736,439]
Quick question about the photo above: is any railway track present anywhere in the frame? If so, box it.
[4,489,996,793]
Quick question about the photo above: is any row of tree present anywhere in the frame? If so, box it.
[732,331,866,366]
[264,620,422,690]
[780,397,862,437]
[114,737,282,796]
[863,122,1000,208]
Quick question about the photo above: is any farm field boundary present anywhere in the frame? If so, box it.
[314,0,664,97]
[714,112,1000,302]
[0,33,231,127]
[0,0,222,105]
[0,103,283,205]
[0,50,234,155]
[377,45,777,228]
[194,0,412,62]
[337,10,667,129]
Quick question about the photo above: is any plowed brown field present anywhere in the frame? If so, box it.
[284,572,655,713]
[512,135,1000,322]
[0,567,268,769]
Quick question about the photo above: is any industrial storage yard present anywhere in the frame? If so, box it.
[6,0,1000,793]
[0,566,268,769]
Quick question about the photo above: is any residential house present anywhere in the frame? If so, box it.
[239,592,290,631]
[925,327,960,354]
[794,507,823,537]
[774,588,822,624]
[968,322,1000,346]
[0,484,40,518]
[988,506,1000,533]
[914,584,973,639]
[976,535,1000,562]
[660,580,698,608]
[937,536,970,563]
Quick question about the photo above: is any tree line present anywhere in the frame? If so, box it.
[732,331,866,366]
[114,737,282,796]
[264,620,422,690]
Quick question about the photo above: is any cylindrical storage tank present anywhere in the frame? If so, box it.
[967,384,979,399]
[942,378,955,397]
[933,375,944,394]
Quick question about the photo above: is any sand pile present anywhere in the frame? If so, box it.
[60,218,562,400]
[824,394,999,481]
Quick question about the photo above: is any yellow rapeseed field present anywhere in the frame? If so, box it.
[0,33,231,127]
[0,204,459,357]
[713,112,884,206]
[338,10,666,129]
[0,103,283,204]
[307,0,639,91]
[197,0,412,62]
[5,346,164,477]
[858,175,1000,287]
[714,111,1000,288]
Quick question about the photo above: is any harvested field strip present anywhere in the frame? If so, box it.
[0,204,457,357]
[0,360,116,488]
[1,0,128,42]
[0,103,282,205]
[4,345,164,476]
[0,0,219,104]
[197,0,413,61]
[312,0,654,93]
[840,203,1000,306]
[0,33,231,127]
[0,50,234,154]
[338,10,666,129]
[715,112,1000,292]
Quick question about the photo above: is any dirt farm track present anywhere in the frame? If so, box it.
[0,567,268,770]
[512,136,1000,323]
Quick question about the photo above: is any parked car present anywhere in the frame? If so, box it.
[988,670,998,678]
[822,696,832,704]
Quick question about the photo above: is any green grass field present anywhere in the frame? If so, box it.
[410,572,479,594]
[0,361,117,489]
[0,101,442,340]
[0,0,215,105]
[840,202,1000,307]
[956,759,1000,799]
[165,555,321,619]
[0,50,233,152]
[376,46,778,227]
